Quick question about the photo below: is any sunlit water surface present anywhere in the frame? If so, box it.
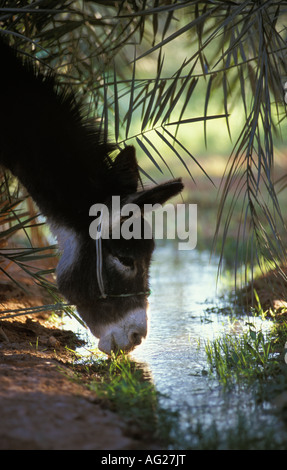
[64,245,287,448]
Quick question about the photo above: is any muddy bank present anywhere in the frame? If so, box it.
[0,311,157,450]
[239,265,287,314]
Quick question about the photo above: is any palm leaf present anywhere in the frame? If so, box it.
[1,0,287,300]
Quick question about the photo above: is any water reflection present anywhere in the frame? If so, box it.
[130,245,226,414]
[130,245,283,447]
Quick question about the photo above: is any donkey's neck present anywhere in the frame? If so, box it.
[0,38,115,232]
[48,220,80,282]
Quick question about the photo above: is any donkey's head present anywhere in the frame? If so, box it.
[54,147,183,355]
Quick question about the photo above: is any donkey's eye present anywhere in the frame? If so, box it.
[117,256,134,269]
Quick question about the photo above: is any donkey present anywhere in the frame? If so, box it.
[0,38,183,355]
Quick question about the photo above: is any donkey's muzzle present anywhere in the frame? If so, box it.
[96,308,148,355]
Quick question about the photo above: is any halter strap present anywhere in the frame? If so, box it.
[95,208,151,300]
[95,209,107,299]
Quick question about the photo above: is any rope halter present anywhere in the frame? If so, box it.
[95,208,150,300]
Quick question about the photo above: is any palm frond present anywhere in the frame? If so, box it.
[1,0,287,297]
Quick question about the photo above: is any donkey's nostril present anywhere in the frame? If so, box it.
[97,309,148,355]
[129,330,143,346]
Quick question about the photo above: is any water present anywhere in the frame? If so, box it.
[64,244,287,449]
[132,245,226,402]
[130,245,279,447]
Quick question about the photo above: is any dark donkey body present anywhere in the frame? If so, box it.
[0,38,183,354]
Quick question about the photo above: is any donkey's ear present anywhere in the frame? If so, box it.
[125,178,184,208]
[113,146,140,193]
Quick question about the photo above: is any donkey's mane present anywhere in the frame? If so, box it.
[0,37,139,231]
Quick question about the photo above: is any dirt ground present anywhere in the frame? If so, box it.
[0,276,157,450]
